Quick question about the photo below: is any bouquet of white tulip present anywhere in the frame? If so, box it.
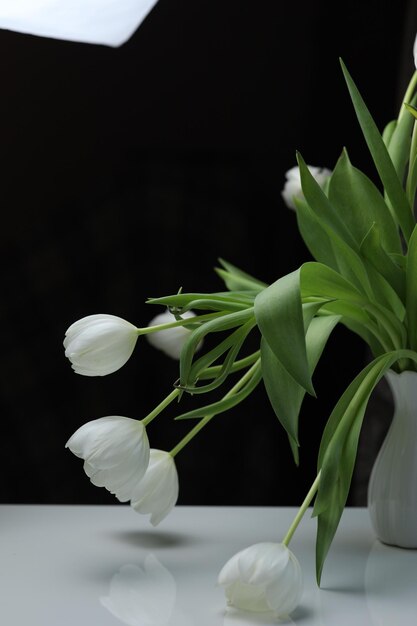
[57,27,417,623]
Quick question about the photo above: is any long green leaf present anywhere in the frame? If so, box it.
[215,258,267,292]
[182,321,256,394]
[320,300,385,356]
[179,308,255,389]
[359,223,406,304]
[254,269,314,395]
[262,314,340,464]
[297,152,358,250]
[314,348,417,584]
[340,59,414,243]
[300,262,364,303]
[406,225,417,351]
[328,148,402,253]
[147,292,255,309]
[294,197,339,270]
[298,155,375,297]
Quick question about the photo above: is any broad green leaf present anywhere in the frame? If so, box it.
[300,261,404,350]
[389,252,407,270]
[254,269,314,395]
[359,223,406,304]
[297,153,358,250]
[261,315,340,464]
[215,258,267,292]
[302,301,327,330]
[320,300,385,356]
[294,197,339,270]
[300,262,364,304]
[364,301,406,350]
[314,348,417,584]
[298,154,375,297]
[340,59,414,243]
[406,225,417,351]
[328,149,401,254]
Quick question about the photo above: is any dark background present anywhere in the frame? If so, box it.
[0,0,415,507]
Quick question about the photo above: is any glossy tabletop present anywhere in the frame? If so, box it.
[1,504,416,625]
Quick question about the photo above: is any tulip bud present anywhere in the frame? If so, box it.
[131,449,179,525]
[64,314,138,376]
[218,542,303,617]
[282,165,332,210]
[146,310,202,360]
[66,415,150,502]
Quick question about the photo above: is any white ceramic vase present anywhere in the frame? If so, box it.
[367,370,417,547]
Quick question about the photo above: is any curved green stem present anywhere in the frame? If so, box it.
[282,472,321,547]
[170,359,261,457]
[407,120,417,208]
[399,70,417,123]
[198,350,261,380]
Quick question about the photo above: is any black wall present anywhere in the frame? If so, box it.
[0,0,413,506]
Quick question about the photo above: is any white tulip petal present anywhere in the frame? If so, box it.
[218,552,242,586]
[146,310,202,360]
[84,447,147,502]
[131,449,179,525]
[64,314,138,376]
[281,165,332,210]
[237,543,289,585]
[218,542,303,617]
[265,555,303,616]
[66,416,150,502]
[0,0,159,48]
[225,581,269,612]
[66,416,147,469]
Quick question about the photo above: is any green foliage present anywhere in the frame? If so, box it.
[147,58,417,587]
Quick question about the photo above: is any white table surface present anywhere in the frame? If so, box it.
[0,504,416,625]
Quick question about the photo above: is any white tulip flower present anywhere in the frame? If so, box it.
[281,165,332,210]
[64,314,139,376]
[0,0,159,48]
[131,449,179,525]
[218,542,303,618]
[66,415,150,502]
[146,310,202,360]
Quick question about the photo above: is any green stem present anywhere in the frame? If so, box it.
[282,471,321,547]
[170,359,261,457]
[142,389,180,427]
[137,311,226,335]
[406,120,417,207]
[398,70,417,123]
